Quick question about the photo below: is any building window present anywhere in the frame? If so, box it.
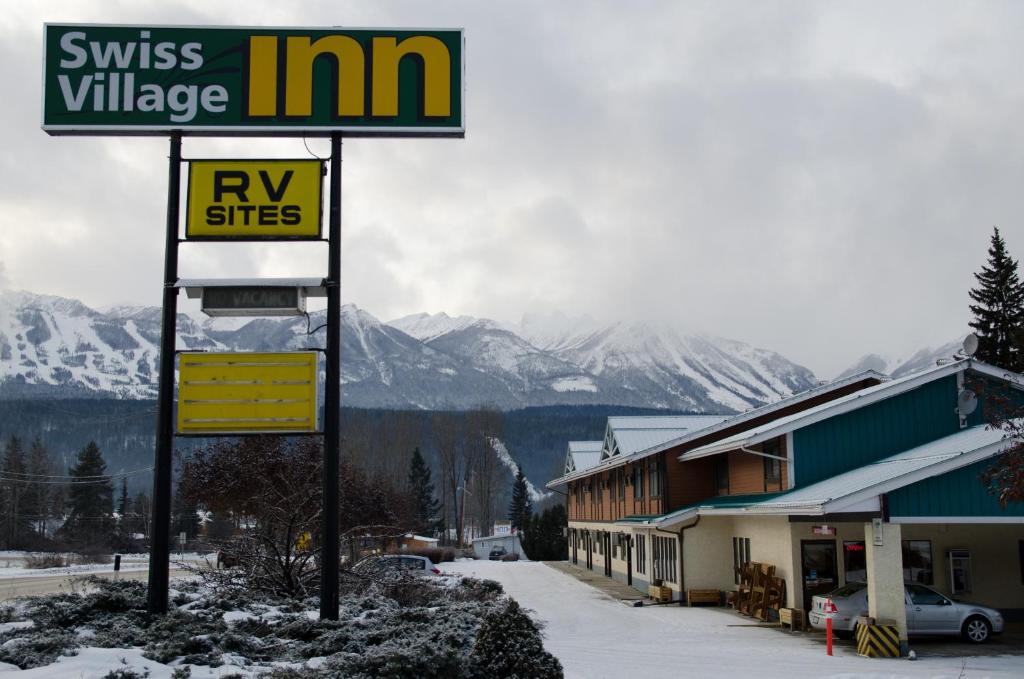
[843,541,866,582]
[732,537,751,584]
[902,540,933,584]
[653,535,677,584]
[714,456,729,495]
[649,457,661,498]
[618,468,626,500]
[636,535,646,575]
[633,463,644,499]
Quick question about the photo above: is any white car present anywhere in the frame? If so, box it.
[809,582,1004,643]
[352,554,441,576]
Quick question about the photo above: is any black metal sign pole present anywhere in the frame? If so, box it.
[320,133,342,619]
[147,132,182,615]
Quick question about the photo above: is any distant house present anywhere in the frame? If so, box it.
[400,534,439,551]
[473,532,528,560]
[547,359,1024,645]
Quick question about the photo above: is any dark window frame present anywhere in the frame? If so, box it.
[714,456,730,495]
[649,456,662,498]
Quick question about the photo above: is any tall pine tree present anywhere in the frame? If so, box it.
[1,436,30,549]
[407,447,440,535]
[23,437,53,541]
[508,464,532,532]
[117,477,129,519]
[969,227,1024,371]
[63,441,114,548]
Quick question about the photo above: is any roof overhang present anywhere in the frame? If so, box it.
[693,434,1015,517]
[679,361,983,462]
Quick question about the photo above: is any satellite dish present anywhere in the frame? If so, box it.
[962,333,979,358]
[957,389,978,416]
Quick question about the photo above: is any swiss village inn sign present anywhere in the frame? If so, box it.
[42,23,464,620]
[42,24,465,135]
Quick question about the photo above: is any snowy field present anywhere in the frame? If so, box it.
[0,552,215,579]
[442,560,1024,679]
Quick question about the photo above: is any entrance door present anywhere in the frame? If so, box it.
[626,535,633,586]
[801,540,838,610]
[603,532,612,577]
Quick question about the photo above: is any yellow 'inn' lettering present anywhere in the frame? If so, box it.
[247,34,452,118]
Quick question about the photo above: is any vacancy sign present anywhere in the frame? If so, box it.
[177,352,318,434]
[41,24,464,136]
[186,160,323,239]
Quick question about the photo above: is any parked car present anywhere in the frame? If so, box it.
[351,554,441,576]
[809,582,1004,643]
[488,547,507,561]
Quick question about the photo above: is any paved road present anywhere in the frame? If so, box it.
[0,568,192,600]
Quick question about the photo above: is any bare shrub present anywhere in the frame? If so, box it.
[72,551,111,565]
[500,552,520,562]
[24,553,67,569]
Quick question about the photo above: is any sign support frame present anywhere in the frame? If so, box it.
[147,132,182,615]
[320,133,342,620]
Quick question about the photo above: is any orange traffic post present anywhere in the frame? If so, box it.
[826,617,833,656]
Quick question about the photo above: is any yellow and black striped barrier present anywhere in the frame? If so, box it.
[855,623,901,658]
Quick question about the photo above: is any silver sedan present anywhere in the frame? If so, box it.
[809,582,1004,643]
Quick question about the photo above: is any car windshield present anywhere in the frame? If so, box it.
[828,582,866,598]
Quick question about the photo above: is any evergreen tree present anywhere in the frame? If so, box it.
[969,227,1024,371]
[508,464,532,532]
[117,477,129,520]
[22,437,53,540]
[1,436,30,549]
[63,441,114,548]
[407,447,440,535]
[522,504,568,561]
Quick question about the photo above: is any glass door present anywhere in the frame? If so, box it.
[801,540,838,610]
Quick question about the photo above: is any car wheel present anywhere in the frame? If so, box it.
[834,629,853,640]
[962,616,991,644]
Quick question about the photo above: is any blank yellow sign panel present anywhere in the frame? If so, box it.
[177,352,319,434]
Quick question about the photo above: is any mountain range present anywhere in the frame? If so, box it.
[0,289,963,412]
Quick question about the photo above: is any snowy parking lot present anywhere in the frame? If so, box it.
[443,560,1024,679]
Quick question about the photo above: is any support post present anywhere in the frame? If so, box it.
[320,134,342,620]
[864,520,908,653]
[147,132,182,615]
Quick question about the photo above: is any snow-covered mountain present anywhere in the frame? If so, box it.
[835,338,965,381]
[0,289,819,412]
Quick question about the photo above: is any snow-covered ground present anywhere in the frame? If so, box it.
[0,552,215,579]
[442,560,1024,679]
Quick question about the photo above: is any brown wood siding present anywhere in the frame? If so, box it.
[726,449,764,494]
[667,456,715,507]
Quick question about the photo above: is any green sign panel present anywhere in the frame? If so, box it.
[42,24,464,137]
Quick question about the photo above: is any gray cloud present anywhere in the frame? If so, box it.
[3,1,1022,378]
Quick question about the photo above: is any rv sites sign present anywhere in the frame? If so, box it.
[42,24,464,136]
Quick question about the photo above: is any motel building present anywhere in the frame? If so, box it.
[547,358,1024,646]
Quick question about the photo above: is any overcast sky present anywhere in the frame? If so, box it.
[2,1,1022,378]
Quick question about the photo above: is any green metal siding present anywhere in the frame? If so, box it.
[888,458,1024,517]
[793,375,960,486]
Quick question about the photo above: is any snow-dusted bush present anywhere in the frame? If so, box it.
[469,599,563,679]
[0,572,559,678]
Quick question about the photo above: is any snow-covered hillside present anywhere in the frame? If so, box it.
[0,289,818,412]
[836,338,965,380]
